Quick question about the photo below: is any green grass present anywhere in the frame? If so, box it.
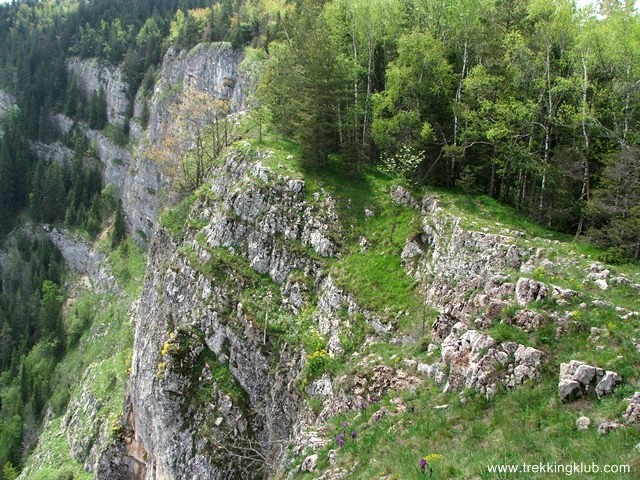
[138,137,640,479]
[291,378,640,479]
[18,418,92,480]
[20,235,143,478]
[160,193,197,240]
[108,238,147,296]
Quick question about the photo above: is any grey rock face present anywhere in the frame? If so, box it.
[432,313,457,343]
[107,150,392,479]
[509,309,545,331]
[390,185,419,209]
[147,42,250,145]
[402,195,534,327]
[0,88,16,137]
[30,141,74,164]
[48,111,163,245]
[67,57,129,125]
[558,360,619,402]
[623,392,640,425]
[54,43,251,246]
[1,225,113,292]
[0,88,16,113]
[515,278,549,306]
[124,229,305,479]
[441,324,544,397]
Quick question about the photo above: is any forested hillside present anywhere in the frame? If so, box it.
[0,0,638,479]
[253,0,640,258]
[1,0,639,251]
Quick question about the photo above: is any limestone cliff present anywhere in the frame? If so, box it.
[145,42,250,145]
[16,38,640,480]
[67,58,130,126]
[96,150,553,478]
[44,42,250,244]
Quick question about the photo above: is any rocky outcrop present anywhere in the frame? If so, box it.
[30,141,74,164]
[100,149,364,479]
[623,393,640,425]
[50,112,163,244]
[54,43,251,246]
[515,278,549,305]
[558,360,621,402]
[67,57,129,125]
[0,88,15,113]
[440,322,544,399]
[0,225,113,291]
[146,42,250,145]
[504,309,546,332]
[402,195,529,321]
[0,88,16,137]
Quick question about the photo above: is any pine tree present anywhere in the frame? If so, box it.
[111,199,125,248]
[0,139,15,234]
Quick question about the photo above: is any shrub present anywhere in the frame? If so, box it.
[598,247,627,265]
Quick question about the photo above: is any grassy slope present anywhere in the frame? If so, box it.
[242,136,640,479]
[19,239,145,479]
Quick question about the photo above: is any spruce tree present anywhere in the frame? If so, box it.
[111,199,125,248]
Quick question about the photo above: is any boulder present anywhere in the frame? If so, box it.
[515,278,549,306]
[300,454,319,472]
[559,379,583,403]
[576,416,591,430]
[623,392,640,425]
[558,360,617,402]
[596,371,622,398]
[598,421,622,436]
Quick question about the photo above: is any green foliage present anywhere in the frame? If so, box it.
[372,29,453,158]
[380,145,423,186]
[597,247,628,266]
[488,322,530,345]
[455,165,477,194]
[305,349,332,382]
[107,238,146,296]
[588,147,640,260]
[111,200,126,248]
[160,194,197,240]
[2,462,18,480]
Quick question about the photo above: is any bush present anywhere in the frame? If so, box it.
[598,247,627,265]
[305,349,332,382]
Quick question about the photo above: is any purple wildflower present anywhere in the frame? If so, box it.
[335,433,346,447]
[350,430,357,440]
[420,458,428,473]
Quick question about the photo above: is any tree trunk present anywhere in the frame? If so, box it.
[452,40,468,186]
[580,54,591,202]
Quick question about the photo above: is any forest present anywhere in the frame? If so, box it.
[253,0,640,259]
[0,0,638,478]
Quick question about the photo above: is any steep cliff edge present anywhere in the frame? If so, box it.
[100,147,341,479]
[96,142,640,479]
[37,42,250,245]
[14,38,640,479]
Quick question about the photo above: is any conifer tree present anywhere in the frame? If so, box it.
[112,199,126,248]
